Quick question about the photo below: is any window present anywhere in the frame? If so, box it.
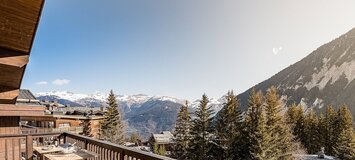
[58,122,70,128]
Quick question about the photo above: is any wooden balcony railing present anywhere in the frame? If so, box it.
[0,132,61,160]
[20,127,84,134]
[0,132,175,160]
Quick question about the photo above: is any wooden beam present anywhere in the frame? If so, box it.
[0,104,45,111]
[0,55,29,68]
[0,104,45,117]
[0,89,19,102]
[0,111,44,117]
[0,64,25,91]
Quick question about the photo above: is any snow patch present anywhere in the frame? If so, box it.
[339,43,353,58]
[304,61,355,90]
[313,98,324,109]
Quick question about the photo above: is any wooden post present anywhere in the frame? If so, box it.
[63,133,67,144]
[120,150,125,160]
[84,139,88,149]
[26,135,33,160]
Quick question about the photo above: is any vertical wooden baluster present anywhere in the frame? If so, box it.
[5,139,8,160]
[26,135,33,160]
[19,138,21,159]
[120,149,124,160]
[12,138,15,160]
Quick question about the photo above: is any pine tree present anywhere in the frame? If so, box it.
[100,90,125,144]
[317,113,326,152]
[286,103,305,143]
[130,132,141,145]
[172,101,191,159]
[323,105,337,155]
[333,105,355,159]
[303,109,319,154]
[286,103,298,125]
[159,145,167,156]
[153,142,159,154]
[212,90,243,159]
[188,94,214,160]
[243,89,270,160]
[334,129,355,159]
[264,86,293,159]
[81,119,93,137]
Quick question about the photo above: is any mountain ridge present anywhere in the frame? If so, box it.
[36,91,225,138]
[236,27,355,115]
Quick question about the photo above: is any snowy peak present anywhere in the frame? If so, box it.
[189,96,225,115]
[37,91,104,102]
[36,91,187,108]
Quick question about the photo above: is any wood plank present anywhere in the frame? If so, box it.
[0,64,24,89]
[0,104,45,111]
[0,0,44,53]
[0,55,29,68]
[0,89,19,101]
[0,111,44,117]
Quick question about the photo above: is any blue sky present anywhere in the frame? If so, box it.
[22,0,355,100]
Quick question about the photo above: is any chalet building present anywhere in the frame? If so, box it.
[21,114,104,139]
[0,1,173,159]
[16,89,42,106]
[15,89,104,138]
[149,131,175,153]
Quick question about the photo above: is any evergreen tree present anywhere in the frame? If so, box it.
[335,105,353,135]
[334,128,355,159]
[317,113,326,152]
[188,94,214,160]
[100,90,125,144]
[159,145,167,156]
[243,89,270,160]
[303,109,319,154]
[323,105,337,155]
[81,119,93,137]
[264,86,293,159]
[286,103,305,143]
[172,101,192,159]
[130,132,141,145]
[153,142,159,154]
[286,103,298,125]
[213,90,243,159]
[333,105,355,159]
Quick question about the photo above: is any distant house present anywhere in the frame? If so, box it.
[16,89,42,106]
[17,89,104,138]
[149,131,174,153]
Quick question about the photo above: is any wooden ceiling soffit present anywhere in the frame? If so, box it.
[0,0,44,53]
[0,0,44,104]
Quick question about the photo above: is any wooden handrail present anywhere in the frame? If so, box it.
[63,132,175,160]
[0,132,61,138]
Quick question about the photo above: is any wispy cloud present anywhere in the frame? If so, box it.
[272,47,283,55]
[52,79,70,86]
[35,81,48,85]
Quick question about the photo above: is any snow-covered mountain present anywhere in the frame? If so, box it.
[36,91,225,113]
[36,91,185,109]
[36,91,225,138]
[236,27,355,115]
[189,96,225,116]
